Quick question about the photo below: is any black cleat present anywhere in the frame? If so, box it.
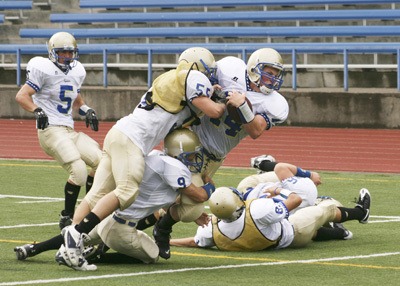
[14,244,36,260]
[59,212,73,230]
[332,223,353,240]
[355,188,371,224]
[153,221,172,260]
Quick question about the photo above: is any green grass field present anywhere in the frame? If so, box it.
[0,159,399,286]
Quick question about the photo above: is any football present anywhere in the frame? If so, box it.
[226,97,253,124]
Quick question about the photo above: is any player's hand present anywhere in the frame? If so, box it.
[311,171,322,186]
[195,212,211,227]
[85,109,99,131]
[33,107,49,130]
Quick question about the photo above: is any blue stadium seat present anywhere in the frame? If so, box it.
[0,1,32,10]
[1,42,399,90]
[79,0,400,9]
[50,9,400,24]
[19,25,400,39]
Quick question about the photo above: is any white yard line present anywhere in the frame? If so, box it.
[0,252,399,285]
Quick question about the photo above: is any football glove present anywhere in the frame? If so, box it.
[85,109,99,131]
[33,107,49,130]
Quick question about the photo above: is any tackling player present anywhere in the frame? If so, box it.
[57,47,225,270]
[14,129,214,267]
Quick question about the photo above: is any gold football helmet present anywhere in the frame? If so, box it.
[47,32,79,70]
[164,128,204,173]
[178,47,217,83]
[247,48,284,95]
[209,187,245,221]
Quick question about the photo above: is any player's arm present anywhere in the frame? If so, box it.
[191,96,225,118]
[274,163,321,186]
[226,90,267,139]
[16,84,49,130]
[179,181,215,203]
[169,237,198,247]
[15,84,38,112]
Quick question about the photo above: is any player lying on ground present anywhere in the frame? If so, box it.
[170,187,370,250]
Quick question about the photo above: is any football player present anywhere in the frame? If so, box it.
[14,128,214,267]
[170,187,371,251]
[192,48,289,180]
[141,48,288,258]
[15,32,102,230]
[57,47,225,270]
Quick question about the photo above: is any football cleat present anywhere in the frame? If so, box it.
[59,213,73,230]
[83,242,110,263]
[14,244,36,260]
[153,221,172,260]
[56,245,97,271]
[250,155,276,173]
[355,188,371,224]
[61,225,90,268]
[332,223,353,240]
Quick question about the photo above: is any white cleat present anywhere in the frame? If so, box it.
[56,245,97,271]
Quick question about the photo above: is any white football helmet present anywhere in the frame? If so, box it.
[209,187,245,222]
[178,47,217,84]
[164,128,204,173]
[47,32,79,71]
[247,48,284,95]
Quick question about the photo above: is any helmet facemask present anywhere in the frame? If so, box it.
[199,59,218,85]
[252,63,284,95]
[176,145,204,173]
[247,48,285,95]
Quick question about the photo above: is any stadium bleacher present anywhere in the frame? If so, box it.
[0,1,33,10]
[18,25,400,39]
[1,0,400,91]
[78,0,400,9]
[49,9,400,25]
[1,42,399,90]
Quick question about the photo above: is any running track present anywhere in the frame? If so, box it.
[1,119,399,173]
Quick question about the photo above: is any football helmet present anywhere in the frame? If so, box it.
[47,32,79,71]
[247,48,284,95]
[209,187,245,222]
[164,128,204,173]
[178,47,217,84]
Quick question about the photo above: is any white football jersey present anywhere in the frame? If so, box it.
[192,56,289,159]
[194,198,294,249]
[26,56,86,129]
[243,176,318,214]
[115,150,192,220]
[114,70,213,155]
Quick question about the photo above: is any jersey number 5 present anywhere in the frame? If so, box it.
[57,85,73,114]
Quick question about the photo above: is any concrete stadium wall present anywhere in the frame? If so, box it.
[2,85,399,129]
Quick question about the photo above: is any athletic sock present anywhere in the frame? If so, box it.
[86,175,94,194]
[313,226,345,241]
[136,213,158,230]
[338,207,365,222]
[75,212,101,234]
[157,209,177,231]
[32,235,64,255]
[63,182,81,216]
